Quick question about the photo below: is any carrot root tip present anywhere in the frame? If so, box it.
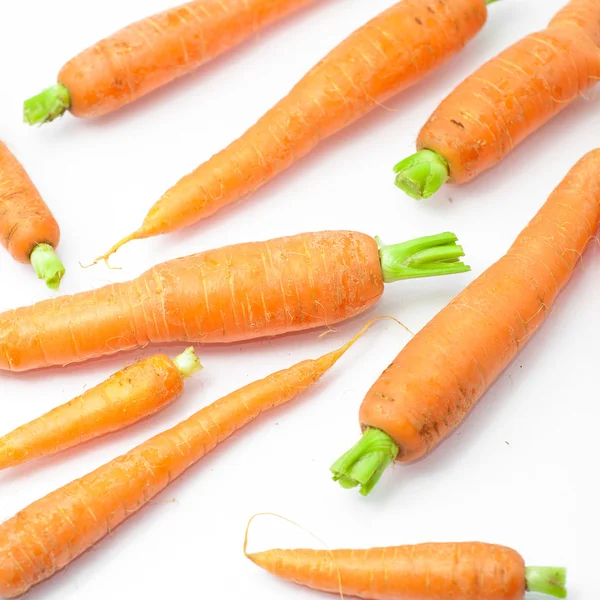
[30,243,65,291]
[393,149,449,200]
[525,566,567,598]
[24,84,71,126]
[330,428,399,496]
[173,347,203,379]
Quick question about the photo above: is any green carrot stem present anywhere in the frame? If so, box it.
[30,243,65,291]
[377,232,470,282]
[330,428,399,496]
[173,347,203,379]
[525,567,567,598]
[393,149,449,200]
[24,84,71,126]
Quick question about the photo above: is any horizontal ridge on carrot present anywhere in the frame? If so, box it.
[97,0,496,260]
[0,230,469,372]
[332,149,600,495]
[394,0,600,200]
[0,319,388,597]
[0,348,201,471]
[24,0,319,124]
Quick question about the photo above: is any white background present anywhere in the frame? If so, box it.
[0,0,598,598]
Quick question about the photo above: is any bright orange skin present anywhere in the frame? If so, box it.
[0,142,60,263]
[58,0,318,118]
[249,542,526,600]
[0,231,382,371]
[361,150,600,461]
[417,0,600,184]
[0,354,184,470]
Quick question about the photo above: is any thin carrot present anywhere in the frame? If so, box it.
[332,149,600,495]
[0,230,469,372]
[393,0,600,199]
[0,142,64,289]
[0,318,394,597]
[96,0,495,261]
[0,348,201,471]
[23,0,319,124]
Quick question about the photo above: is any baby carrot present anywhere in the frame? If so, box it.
[0,348,201,471]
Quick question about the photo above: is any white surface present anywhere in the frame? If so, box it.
[0,0,598,598]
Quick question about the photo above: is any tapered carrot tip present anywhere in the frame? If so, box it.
[393,149,449,200]
[331,428,399,496]
[526,567,567,598]
[173,347,203,378]
[94,229,147,266]
[24,84,71,126]
[30,243,66,291]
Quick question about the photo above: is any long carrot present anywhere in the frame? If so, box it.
[23,0,319,124]
[96,0,495,261]
[0,348,201,471]
[393,0,600,199]
[332,149,600,495]
[0,142,64,290]
[0,230,469,372]
[0,319,390,597]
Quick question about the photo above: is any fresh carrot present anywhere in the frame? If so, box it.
[0,319,390,597]
[0,230,469,372]
[23,0,319,124]
[0,142,64,289]
[96,0,495,261]
[0,348,201,471]
[332,149,600,495]
[393,0,600,199]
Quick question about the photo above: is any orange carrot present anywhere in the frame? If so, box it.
[23,0,318,124]
[0,319,388,597]
[332,150,600,494]
[393,0,600,199]
[0,230,469,372]
[0,348,201,471]
[0,141,64,289]
[97,0,495,260]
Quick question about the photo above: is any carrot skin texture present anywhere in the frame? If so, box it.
[362,150,600,461]
[249,542,526,600]
[549,0,600,45]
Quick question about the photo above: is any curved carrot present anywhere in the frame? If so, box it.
[332,149,600,494]
[23,0,318,124]
[0,348,201,471]
[394,0,600,199]
[0,318,389,597]
[97,0,494,260]
[0,230,469,372]
[0,142,64,289]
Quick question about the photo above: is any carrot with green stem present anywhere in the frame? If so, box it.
[394,0,600,200]
[0,142,64,289]
[96,0,497,261]
[23,0,319,124]
[0,230,469,372]
[0,318,397,597]
[333,149,600,495]
[0,348,201,471]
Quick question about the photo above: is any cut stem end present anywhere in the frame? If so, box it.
[393,149,449,200]
[526,567,567,598]
[173,347,203,379]
[24,84,71,126]
[30,243,65,291]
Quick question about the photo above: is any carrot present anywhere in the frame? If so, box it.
[0,348,201,471]
[0,142,64,290]
[0,319,389,597]
[0,230,469,372]
[247,540,567,599]
[393,0,600,199]
[332,149,600,495]
[23,0,319,124]
[96,0,495,261]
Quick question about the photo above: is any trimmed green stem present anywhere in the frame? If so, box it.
[377,232,470,282]
[30,243,65,291]
[331,428,399,496]
[393,149,449,200]
[24,84,71,125]
[173,347,203,379]
[526,567,567,598]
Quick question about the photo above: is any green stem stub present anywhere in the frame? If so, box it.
[377,232,470,282]
[173,347,203,379]
[393,149,449,200]
[331,428,399,496]
[30,243,65,291]
[24,84,71,126]
[525,567,567,598]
